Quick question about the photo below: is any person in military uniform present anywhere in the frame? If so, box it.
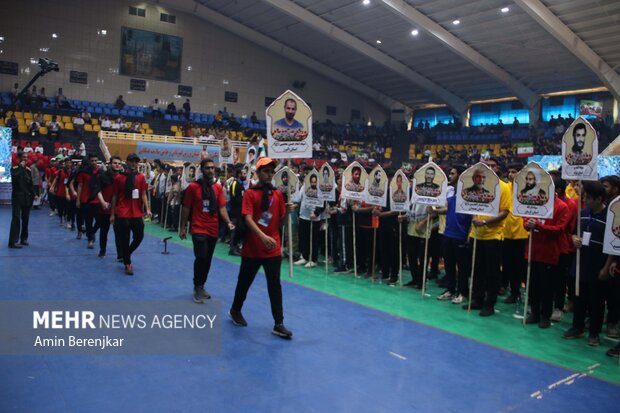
[9,152,34,248]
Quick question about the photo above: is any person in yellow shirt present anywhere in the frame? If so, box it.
[466,158,510,316]
[501,163,529,304]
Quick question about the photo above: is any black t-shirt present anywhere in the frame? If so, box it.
[573,206,608,280]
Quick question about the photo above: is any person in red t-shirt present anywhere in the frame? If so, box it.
[180,158,235,303]
[76,153,101,249]
[45,159,58,216]
[523,174,570,328]
[49,158,70,226]
[229,157,294,339]
[95,156,122,259]
[110,153,152,275]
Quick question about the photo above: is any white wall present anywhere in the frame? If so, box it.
[0,0,388,123]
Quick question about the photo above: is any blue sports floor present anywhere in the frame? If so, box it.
[1,207,619,412]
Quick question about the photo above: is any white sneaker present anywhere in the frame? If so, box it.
[437,290,453,301]
[294,257,307,265]
[304,261,317,268]
[49,211,56,216]
[451,294,464,304]
[66,223,72,229]
[550,309,564,322]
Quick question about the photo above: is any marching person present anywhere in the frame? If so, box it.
[95,156,123,259]
[180,158,235,304]
[229,157,294,339]
[9,152,34,248]
[110,153,152,276]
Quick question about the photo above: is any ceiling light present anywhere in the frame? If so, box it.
[452,20,460,25]
[101,29,107,35]
[39,47,49,52]
[501,7,509,13]
[411,29,419,36]
[0,36,4,43]
[363,0,370,5]
[187,65,192,71]
[52,33,58,38]
[376,40,382,44]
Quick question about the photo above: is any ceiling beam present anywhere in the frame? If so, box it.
[262,0,469,114]
[155,0,399,112]
[379,0,539,109]
[515,0,620,102]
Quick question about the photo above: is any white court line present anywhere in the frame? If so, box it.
[389,352,407,360]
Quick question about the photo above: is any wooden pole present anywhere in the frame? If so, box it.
[399,217,403,288]
[353,208,358,278]
[421,217,431,298]
[325,202,329,274]
[575,188,582,296]
[467,226,478,313]
[286,159,294,278]
[309,219,313,266]
[371,227,377,282]
[522,230,534,326]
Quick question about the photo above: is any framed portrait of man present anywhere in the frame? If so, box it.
[220,136,233,164]
[266,90,312,159]
[273,166,298,196]
[512,162,554,219]
[341,161,367,201]
[302,169,323,207]
[390,170,410,212]
[561,116,598,180]
[318,163,336,202]
[366,165,388,207]
[603,195,620,256]
[411,161,447,206]
[456,162,500,216]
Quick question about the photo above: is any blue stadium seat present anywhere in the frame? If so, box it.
[93,107,103,114]
[128,110,136,117]
[111,109,120,116]
[136,111,144,118]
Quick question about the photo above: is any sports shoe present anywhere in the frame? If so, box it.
[228,248,241,257]
[333,267,348,274]
[451,294,464,304]
[479,307,495,317]
[98,251,106,258]
[538,318,551,329]
[550,309,564,322]
[76,232,82,240]
[437,290,453,301]
[387,279,399,287]
[65,223,72,229]
[294,257,307,265]
[587,335,600,347]
[229,310,247,327]
[304,261,317,268]
[563,301,574,313]
[124,264,134,276]
[272,324,293,339]
[563,327,584,339]
[193,290,204,304]
[195,286,211,300]
[606,344,620,358]
[525,315,540,324]
[87,241,94,249]
[117,257,123,262]
[49,210,56,217]
[503,294,520,304]
[607,323,619,339]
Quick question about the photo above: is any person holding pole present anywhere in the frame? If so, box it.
[563,181,611,347]
[402,201,431,289]
[228,165,246,256]
[180,158,235,304]
[523,174,569,328]
[351,201,374,277]
[229,157,294,339]
[466,158,510,316]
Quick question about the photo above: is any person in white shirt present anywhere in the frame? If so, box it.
[73,116,85,137]
[101,117,112,130]
[78,141,86,157]
[23,142,33,153]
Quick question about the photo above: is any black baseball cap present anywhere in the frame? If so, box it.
[126,153,140,161]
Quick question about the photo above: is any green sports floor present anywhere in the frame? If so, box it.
[145,223,620,385]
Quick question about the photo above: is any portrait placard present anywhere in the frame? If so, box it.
[318,163,336,202]
[561,116,598,181]
[365,165,388,207]
[390,170,410,211]
[340,161,367,202]
[603,195,620,256]
[512,162,554,219]
[411,161,447,206]
[266,90,313,159]
[273,166,298,197]
[456,162,500,216]
[302,169,323,207]
[219,136,233,164]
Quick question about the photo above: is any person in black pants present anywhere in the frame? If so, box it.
[9,152,33,248]
[179,159,234,303]
[376,198,400,284]
[76,154,101,249]
[94,156,122,258]
[228,165,246,255]
[229,157,294,339]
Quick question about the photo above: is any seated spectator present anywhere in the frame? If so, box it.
[222,107,230,120]
[118,118,129,132]
[229,113,239,131]
[73,115,85,137]
[38,87,50,105]
[6,115,18,138]
[29,119,41,137]
[101,116,112,131]
[250,111,258,123]
[166,102,177,115]
[34,145,44,154]
[10,82,19,99]
[67,145,76,157]
[47,115,62,140]
[132,122,141,133]
[78,140,86,157]
[34,112,44,125]
[115,95,126,109]
[23,142,33,153]
[81,109,92,124]
[213,111,223,127]
[56,87,70,109]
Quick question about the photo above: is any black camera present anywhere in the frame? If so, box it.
[38,58,59,73]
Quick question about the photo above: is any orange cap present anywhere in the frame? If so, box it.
[255,157,277,170]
